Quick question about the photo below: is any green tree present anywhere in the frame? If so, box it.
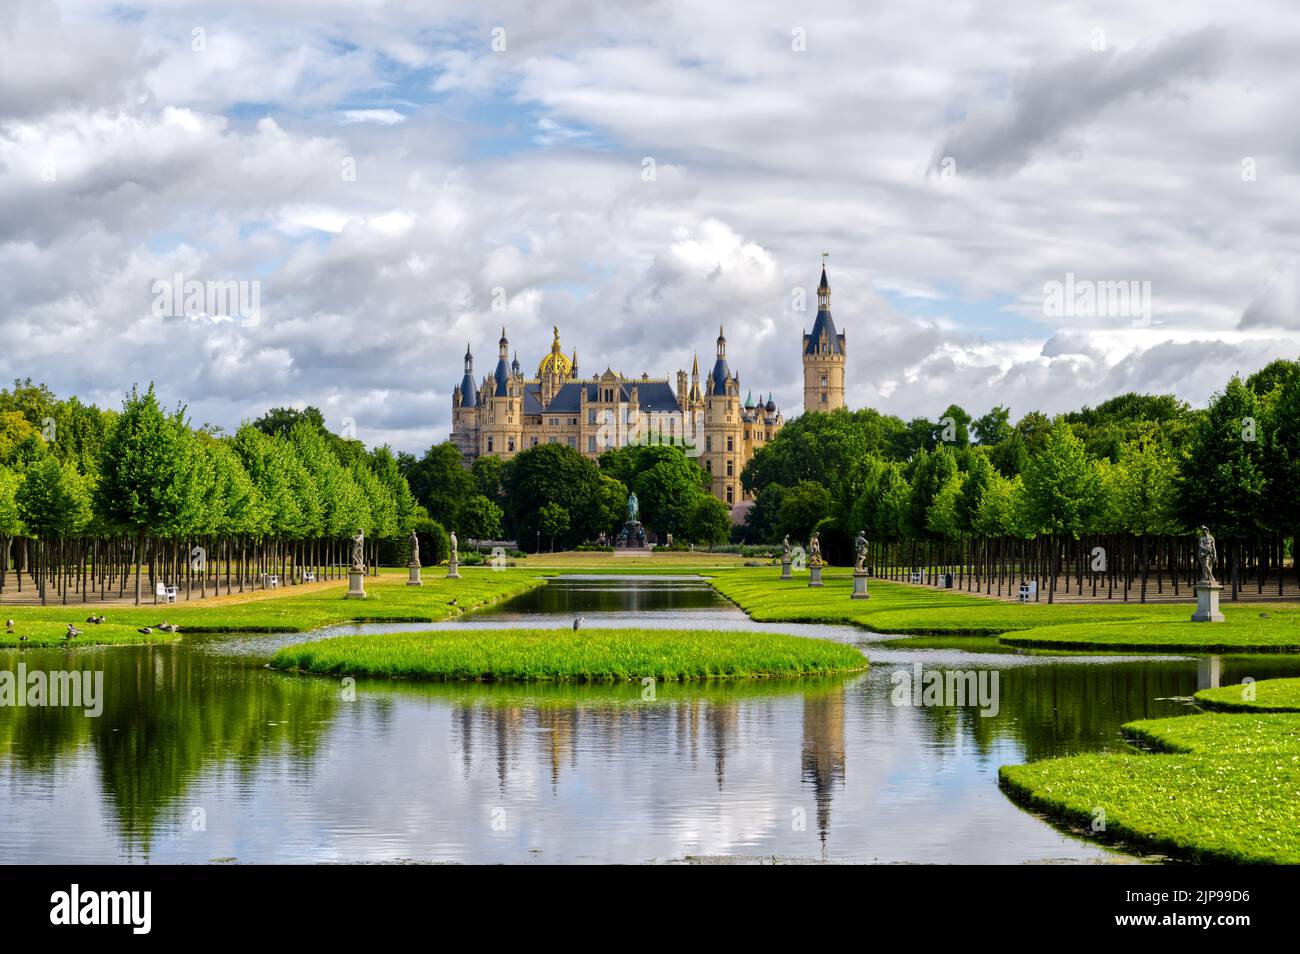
[685,494,732,546]
[538,501,570,552]
[1176,376,1268,538]
[459,494,504,542]
[16,456,91,537]
[503,443,604,550]
[778,480,832,542]
[1022,419,1100,536]
[972,406,1012,446]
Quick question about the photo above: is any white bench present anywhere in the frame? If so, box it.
[301,572,317,583]
[909,571,923,584]
[261,574,279,589]
[1017,581,1037,603]
[156,582,177,603]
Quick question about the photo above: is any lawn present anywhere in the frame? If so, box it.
[1195,676,1300,712]
[0,568,544,646]
[707,567,1300,652]
[269,627,868,682]
[999,678,1300,864]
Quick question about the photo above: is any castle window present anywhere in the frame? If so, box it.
[705,436,712,452]
[726,460,734,477]
[549,436,557,443]
[588,436,597,453]
[821,376,828,388]
[726,486,734,503]
[726,436,734,452]
[570,418,577,426]
[508,438,515,452]
[531,437,538,447]
[821,393,828,403]
[705,459,712,473]
[550,418,558,426]
[487,437,494,453]
[588,409,597,424]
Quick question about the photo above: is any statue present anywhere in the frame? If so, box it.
[409,529,421,567]
[626,492,639,523]
[449,531,459,563]
[350,529,365,572]
[808,531,822,567]
[854,530,868,573]
[782,534,792,562]
[1196,526,1217,585]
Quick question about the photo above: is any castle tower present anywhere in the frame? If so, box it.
[482,327,523,458]
[451,342,480,461]
[803,265,846,413]
[703,326,742,505]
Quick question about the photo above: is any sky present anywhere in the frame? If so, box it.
[2,0,1299,453]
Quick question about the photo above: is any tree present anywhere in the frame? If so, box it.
[972,406,1012,446]
[685,495,732,546]
[252,405,327,440]
[402,442,474,530]
[935,404,971,448]
[16,456,91,538]
[1176,376,1268,539]
[538,502,570,552]
[778,480,832,542]
[459,494,503,542]
[503,443,605,549]
[471,454,506,504]
[1022,419,1100,537]
[634,454,709,538]
[95,385,197,603]
[1111,435,1181,535]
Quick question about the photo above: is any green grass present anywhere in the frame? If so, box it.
[999,678,1300,864]
[1195,676,1300,712]
[706,568,1300,652]
[0,568,543,646]
[269,627,868,682]
[0,623,181,649]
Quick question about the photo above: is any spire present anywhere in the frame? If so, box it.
[691,352,699,377]
[511,349,520,375]
[459,344,477,407]
[716,325,726,357]
[493,328,510,395]
[571,348,578,378]
[818,265,830,309]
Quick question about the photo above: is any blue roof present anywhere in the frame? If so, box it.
[710,358,730,394]
[523,381,682,416]
[459,373,477,407]
[493,357,510,396]
[804,308,843,355]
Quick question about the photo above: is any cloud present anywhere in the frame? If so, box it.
[1240,266,1300,329]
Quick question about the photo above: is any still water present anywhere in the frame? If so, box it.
[4,576,1297,864]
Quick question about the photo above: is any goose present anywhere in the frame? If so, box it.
[572,617,585,631]
[86,614,105,624]
[448,598,458,607]
[5,619,14,634]
[17,634,27,643]
[65,624,82,639]
[138,626,153,635]
[160,622,179,633]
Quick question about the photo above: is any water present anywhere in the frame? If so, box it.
[3,575,1298,864]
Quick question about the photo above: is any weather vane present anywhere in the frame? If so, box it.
[821,251,829,267]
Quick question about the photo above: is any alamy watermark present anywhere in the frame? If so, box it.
[151,272,262,326]
[890,663,1000,717]
[1043,272,1151,327]
[1,665,104,717]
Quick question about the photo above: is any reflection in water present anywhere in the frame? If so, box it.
[3,575,1300,863]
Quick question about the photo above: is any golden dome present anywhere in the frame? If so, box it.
[537,325,574,378]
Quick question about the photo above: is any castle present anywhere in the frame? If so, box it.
[451,266,846,506]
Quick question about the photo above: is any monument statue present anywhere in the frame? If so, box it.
[854,530,868,573]
[409,529,421,567]
[1196,526,1217,585]
[449,531,459,562]
[808,531,822,567]
[626,491,639,523]
[782,534,792,562]
[350,529,365,572]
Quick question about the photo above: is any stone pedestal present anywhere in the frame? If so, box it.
[852,571,870,600]
[407,565,423,586]
[446,558,461,579]
[808,565,823,587]
[1191,582,1224,622]
[345,571,367,599]
[780,560,792,580]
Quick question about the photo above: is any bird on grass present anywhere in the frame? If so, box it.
[65,624,82,639]
[138,626,153,635]
[448,598,458,607]
[573,617,585,631]
[86,614,105,624]
[5,619,14,634]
